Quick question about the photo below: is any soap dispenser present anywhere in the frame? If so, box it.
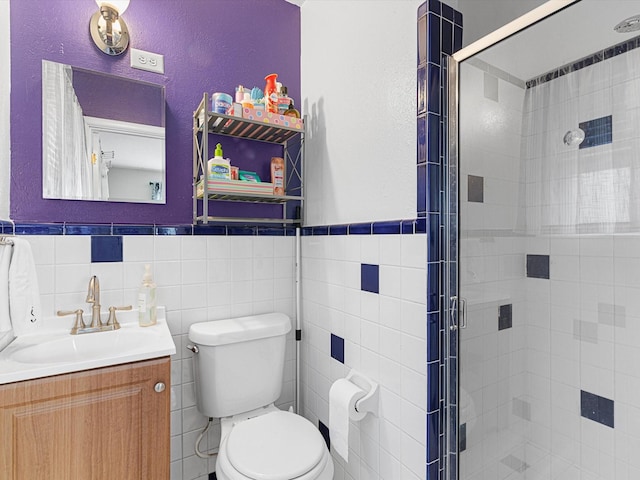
[138,264,157,327]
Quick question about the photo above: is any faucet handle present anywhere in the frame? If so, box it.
[107,305,132,329]
[57,309,86,335]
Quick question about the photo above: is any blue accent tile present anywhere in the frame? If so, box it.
[318,420,330,450]
[427,361,440,412]
[428,113,440,163]
[427,313,440,362]
[330,334,344,363]
[156,225,192,235]
[301,227,313,236]
[428,214,440,262]
[329,225,348,235]
[113,224,154,235]
[454,10,463,27]
[427,412,440,462]
[415,218,427,234]
[14,223,64,235]
[91,236,123,263]
[499,304,513,330]
[441,19,453,55]
[193,225,227,235]
[427,461,439,480]
[227,226,257,236]
[454,26,463,53]
[372,221,401,235]
[427,163,442,212]
[348,223,372,235]
[581,390,614,428]
[441,2,454,21]
[257,227,286,236]
[361,263,379,294]
[402,219,415,234]
[285,227,298,236]
[418,163,427,215]
[428,64,441,115]
[427,262,439,312]
[579,115,613,149]
[527,254,550,279]
[418,3,427,18]
[427,0,441,15]
[418,65,427,114]
[65,224,112,235]
[428,14,441,64]
[312,226,329,236]
[418,115,427,164]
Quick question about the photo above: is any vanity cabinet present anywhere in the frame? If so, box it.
[193,92,304,225]
[0,357,170,480]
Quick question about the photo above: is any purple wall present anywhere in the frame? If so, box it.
[10,0,301,224]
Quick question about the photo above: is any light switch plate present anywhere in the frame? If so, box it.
[130,48,164,74]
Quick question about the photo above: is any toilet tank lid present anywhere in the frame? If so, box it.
[189,313,291,346]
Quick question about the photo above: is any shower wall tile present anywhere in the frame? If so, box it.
[579,115,613,149]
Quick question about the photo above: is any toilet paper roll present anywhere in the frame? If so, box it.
[329,378,366,462]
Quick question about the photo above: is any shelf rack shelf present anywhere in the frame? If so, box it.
[192,92,304,226]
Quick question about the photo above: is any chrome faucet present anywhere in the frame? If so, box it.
[86,275,102,328]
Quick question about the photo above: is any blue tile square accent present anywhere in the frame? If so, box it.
[15,223,64,235]
[428,163,441,213]
[227,226,257,236]
[156,225,193,235]
[301,227,313,236]
[312,226,329,236]
[415,218,427,234]
[427,0,441,15]
[318,420,330,450]
[361,264,379,294]
[454,10,463,27]
[499,304,513,330]
[418,163,427,215]
[428,113,440,163]
[427,262,439,312]
[579,115,613,149]
[454,25,463,52]
[330,334,344,363]
[428,13,441,64]
[441,2,454,21]
[257,227,285,236]
[581,390,614,428]
[527,254,550,279]
[194,225,227,236]
[91,236,123,263]
[329,224,348,235]
[373,221,401,235]
[441,19,453,55]
[427,361,440,412]
[427,313,440,362]
[285,227,298,236]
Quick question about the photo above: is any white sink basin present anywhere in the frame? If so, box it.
[0,306,175,384]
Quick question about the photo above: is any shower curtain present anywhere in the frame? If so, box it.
[520,48,640,235]
[42,61,93,199]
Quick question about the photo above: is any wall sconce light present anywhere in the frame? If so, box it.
[89,0,131,56]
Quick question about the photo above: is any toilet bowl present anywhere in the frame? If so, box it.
[188,313,334,480]
[215,406,333,480]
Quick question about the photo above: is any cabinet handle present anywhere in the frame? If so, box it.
[154,382,166,393]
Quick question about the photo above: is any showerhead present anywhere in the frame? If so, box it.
[614,15,640,33]
[563,128,585,147]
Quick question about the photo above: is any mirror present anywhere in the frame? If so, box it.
[42,60,166,203]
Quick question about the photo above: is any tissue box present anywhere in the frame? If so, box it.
[242,107,303,130]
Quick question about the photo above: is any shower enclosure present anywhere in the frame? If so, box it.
[447,1,640,478]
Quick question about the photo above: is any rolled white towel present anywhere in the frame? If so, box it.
[9,238,41,336]
[0,242,12,335]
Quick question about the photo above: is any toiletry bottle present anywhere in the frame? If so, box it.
[271,157,285,195]
[208,143,231,180]
[235,85,245,104]
[264,73,279,113]
[284,100,301,118]
[138,264,157,327]
[278,86,291,115]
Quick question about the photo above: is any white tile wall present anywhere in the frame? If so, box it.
[301,233,427,480]
[25,233,296,480]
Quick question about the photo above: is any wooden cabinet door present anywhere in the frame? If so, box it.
[0,357,170,480]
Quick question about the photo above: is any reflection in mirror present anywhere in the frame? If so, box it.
[42,60,165,203]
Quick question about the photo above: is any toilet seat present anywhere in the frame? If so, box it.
[227,411,325,480]
[216,410,333,480]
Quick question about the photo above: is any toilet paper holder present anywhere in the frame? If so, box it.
[346,369,379,418]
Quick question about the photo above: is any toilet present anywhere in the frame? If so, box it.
[188,313,334,480]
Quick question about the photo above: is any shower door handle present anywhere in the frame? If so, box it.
[459,297,467,329]
[450,296,458,331]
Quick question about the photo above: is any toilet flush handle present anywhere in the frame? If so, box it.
[186,344,199,354]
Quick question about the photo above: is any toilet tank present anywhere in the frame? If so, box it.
[188,313,291,418]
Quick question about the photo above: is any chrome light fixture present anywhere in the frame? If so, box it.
[90,0,130,56]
